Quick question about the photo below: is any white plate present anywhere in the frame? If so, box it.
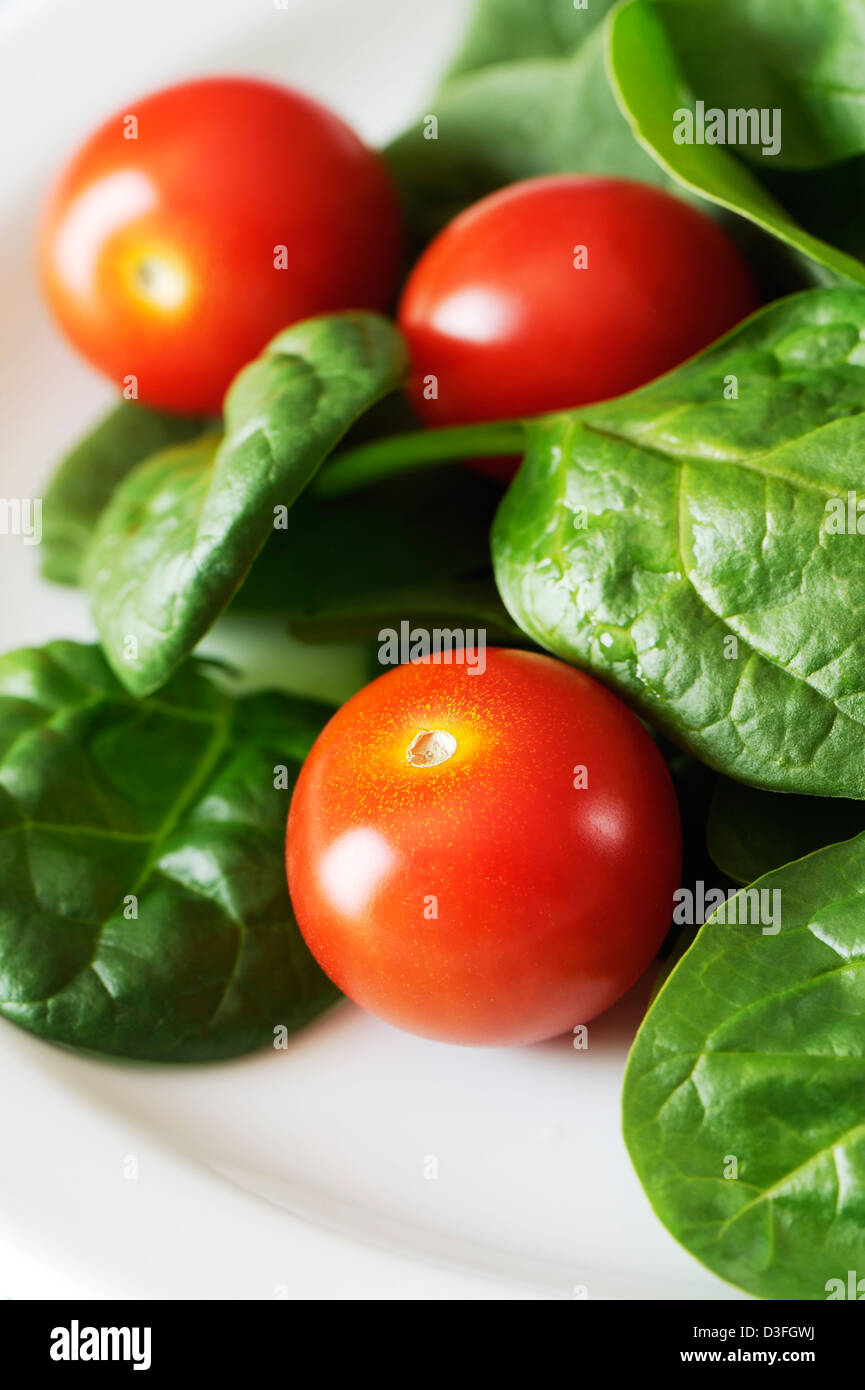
[0,0,745,1300]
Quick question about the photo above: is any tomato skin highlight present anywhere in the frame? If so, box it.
[397,175,759,464]
[286,649,682,1046]
[39,77,404,414]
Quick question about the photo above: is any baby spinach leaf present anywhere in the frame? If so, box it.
[623,835,865,1299]
[708,778,865,885]
[234,468,518,641]
[444,0,615,78]
[85,313,407,698]
[386,24,674,247]
[607,0,865,287]
[41,402,208,586]
[0,641,337,1062]
[492,287,865,798]
[625,0,865,172]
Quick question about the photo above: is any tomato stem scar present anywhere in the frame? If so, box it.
[406,729,457,767]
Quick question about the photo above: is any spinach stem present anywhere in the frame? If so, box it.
[314,421,526,498]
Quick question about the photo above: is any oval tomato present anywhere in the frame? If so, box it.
[39,77,403,414]
[286,648,681,1046]
[397,175,759,472]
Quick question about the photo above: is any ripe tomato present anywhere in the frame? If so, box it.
[286,649,681,1046]
[39,77,403,414]
[397,175,758,474]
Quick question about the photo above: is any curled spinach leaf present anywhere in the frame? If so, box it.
[623,835,865,1299]
[85,312,408,698]
[607,0,865,287]
[615,0,865,172]
[492,287,865,798]
[41,402,208,586]
[0,641,337,1062]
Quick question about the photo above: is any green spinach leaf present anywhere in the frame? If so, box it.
[492,287,865,798]
[444,0,615,78]
[386,24,674,247]
[85,312,407,698]
[624,0,865,172]
[41,402,208,586]
[623,835,865,1299]
[0,641,337,1062]
[607,0,865,287]
[708,778,865,885]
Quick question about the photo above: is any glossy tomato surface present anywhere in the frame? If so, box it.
[286,649,681,1046]
[398,175,759,435]
[40,77,403,414]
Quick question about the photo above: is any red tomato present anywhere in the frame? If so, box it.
[397,175,759,475]
[286,648,681,1046]
[39,77,403,414]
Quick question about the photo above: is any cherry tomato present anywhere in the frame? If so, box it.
[397,175,759,476]
[286,648,681,1046]
[39,77,403,414]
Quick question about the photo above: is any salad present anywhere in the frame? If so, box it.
[3,0,865,1303]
